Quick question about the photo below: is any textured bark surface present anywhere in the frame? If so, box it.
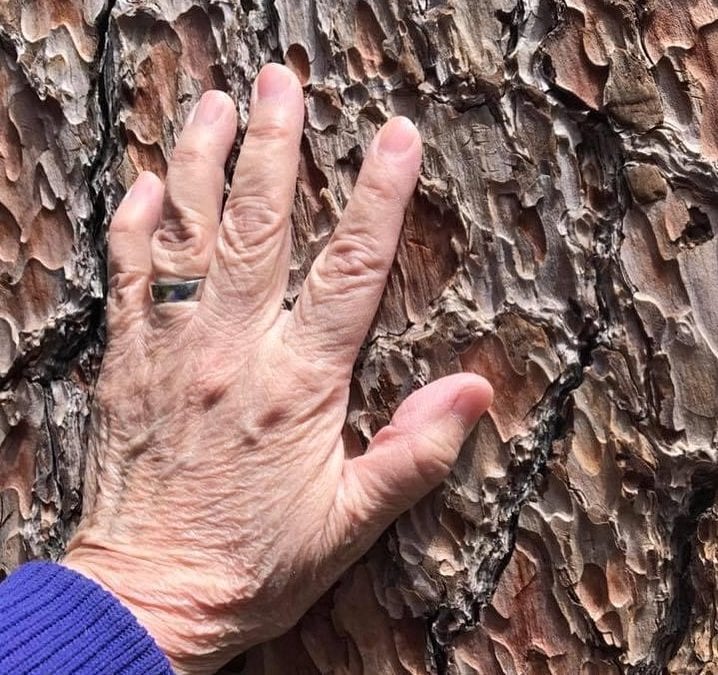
[2,1,718,673]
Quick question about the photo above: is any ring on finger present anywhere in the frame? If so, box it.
[150,277,206,303]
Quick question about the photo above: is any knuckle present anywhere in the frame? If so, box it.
[154,202,209,251]
[152,226,204,257]
[405,429,456,486]
[246,117,295,145]
[323,234,386,283]
[356,169,401,205]
[221,195,286,251]
[107,270,145,302]
[169,144,208,168]
[279,325,351,389]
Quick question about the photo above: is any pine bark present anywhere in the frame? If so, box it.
[2,1,718,673]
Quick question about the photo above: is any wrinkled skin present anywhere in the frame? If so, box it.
[62,64,493,674]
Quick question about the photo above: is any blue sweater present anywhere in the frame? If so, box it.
[0,562,173,674]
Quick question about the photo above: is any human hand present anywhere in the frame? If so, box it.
[62,63,493,674]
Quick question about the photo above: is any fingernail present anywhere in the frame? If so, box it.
[193,91,230,125]
[256,64,294,101]
[378,117,418,155]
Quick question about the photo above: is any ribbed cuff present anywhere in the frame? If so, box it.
[0,561,173,674]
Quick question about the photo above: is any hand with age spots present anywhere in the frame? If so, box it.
[61,64,493,674]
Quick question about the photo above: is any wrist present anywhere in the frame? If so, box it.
[62,543,239,675]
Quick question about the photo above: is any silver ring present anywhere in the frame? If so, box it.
[150,277,206,303]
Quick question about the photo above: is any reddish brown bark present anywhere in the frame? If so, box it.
[2,1,718,672]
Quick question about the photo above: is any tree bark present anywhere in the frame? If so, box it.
[2,1,718,673]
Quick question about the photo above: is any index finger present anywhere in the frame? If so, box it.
[285,116,421,368]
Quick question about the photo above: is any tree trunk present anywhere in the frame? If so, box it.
[2,0,718,673]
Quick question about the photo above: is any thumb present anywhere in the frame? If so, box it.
[337,373,493,545]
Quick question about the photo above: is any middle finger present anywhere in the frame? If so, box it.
[202,63,305,327]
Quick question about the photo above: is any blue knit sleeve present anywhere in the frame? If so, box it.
[0,561,173,674]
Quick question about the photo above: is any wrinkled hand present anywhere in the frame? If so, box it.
[62,64,492,674]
